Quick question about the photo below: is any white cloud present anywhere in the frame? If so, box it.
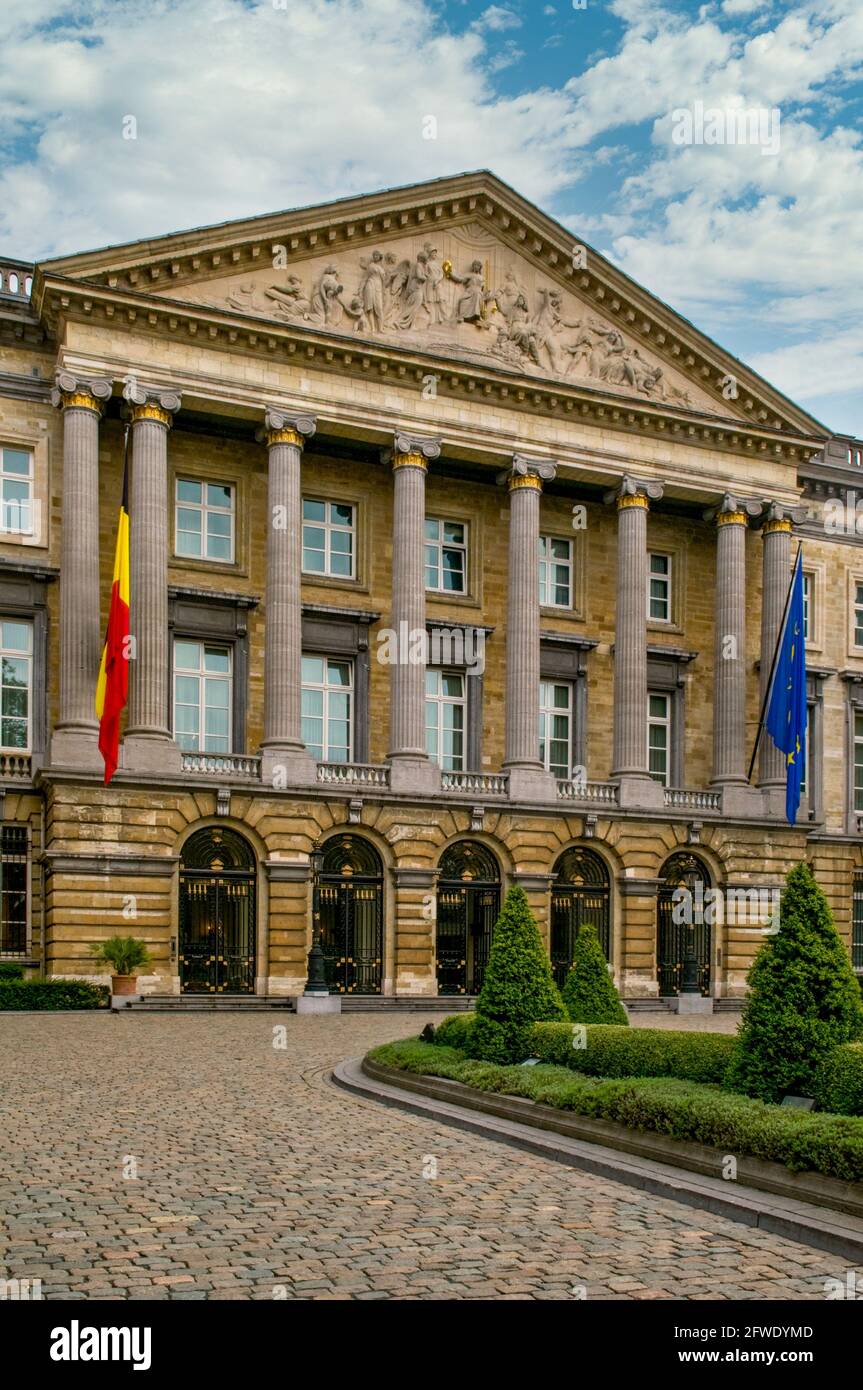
[473,5,522,32]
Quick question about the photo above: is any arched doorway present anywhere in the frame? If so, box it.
[657,851,712,997]
[179,826,257,994]
[436,840,501,996]
[550,847,612,990]
[319,835,384,995]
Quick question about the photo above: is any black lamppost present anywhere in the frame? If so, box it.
[679,870,702,995]
[305,843,329,995]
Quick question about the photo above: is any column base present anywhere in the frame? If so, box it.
[49,727,102,771]
[615,774,665,810]
[714,783,767,818]
[295,994,342,1015]
[505,765,557,803]
[261,744,318,788]
[757,784,788,819]
[388,755,441,794]
[122,734,183,775]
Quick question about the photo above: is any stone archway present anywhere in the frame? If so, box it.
[179,826,257,994]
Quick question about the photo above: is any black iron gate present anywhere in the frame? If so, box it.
[550,847,611,989]
[179,827,256,994]
[319,835,383,994]
[657,851,711,996]
[436,841,500,995]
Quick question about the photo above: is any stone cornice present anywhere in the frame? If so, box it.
[32,171,823,436]
[36,274,824,467]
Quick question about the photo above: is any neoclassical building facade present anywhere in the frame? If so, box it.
[1,171,861,1003]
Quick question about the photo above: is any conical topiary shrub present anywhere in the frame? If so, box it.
[725,862,863,1103]
[562,923,629,1025]
[467,884,566,1064]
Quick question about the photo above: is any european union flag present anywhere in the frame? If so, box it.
[765,550,807,825]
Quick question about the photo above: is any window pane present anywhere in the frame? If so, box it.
[175,675,200,706]
[329,529,351,553]
[174,704,199,735]
[303,498,326,521]
[204,705,229,737]
[301,689,323,718]
[301,656,324,684]
[176,480,202,503]
[207,511,231,537]
[425,518,440,541]
[206,534,231,561]
[2,449,31,476]
[1,719,27,748]
[331,504,353,526]
[176,530,202,558]
[649,694,667,719]
[330,552,351,576]
[552,685,569,709]
[2,479,29,504]
[2,688,28,718]
[204,678,229,710]
[174,641,200,670]
[443,522,464,545]
[1,622,30,652]
[651,554,669,575]
[1,657,27,688]
[425,669,439,696]
[207,484,232,509]
[442,673,463,698]
[204,648,229,674]
[551,538,570,559]
[328,662,351,687]
[303,547,326,573]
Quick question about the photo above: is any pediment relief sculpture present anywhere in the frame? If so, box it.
[179,239,715,412]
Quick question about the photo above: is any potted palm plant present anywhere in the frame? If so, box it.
[91,936,151,996]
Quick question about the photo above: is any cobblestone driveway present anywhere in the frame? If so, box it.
[0,1012,851,1300]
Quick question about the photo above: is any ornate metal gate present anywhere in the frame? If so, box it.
[319,835,383,994]
[179,827,256,993]
[550,847,611,989]
[657,851,712,996]
[436,840,500,995]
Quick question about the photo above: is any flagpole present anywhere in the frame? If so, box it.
[746,542,802,784]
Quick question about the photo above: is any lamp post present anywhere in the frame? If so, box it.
[305,843,329,995]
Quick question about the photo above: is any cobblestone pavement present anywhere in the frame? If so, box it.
[0,1012,851,1300]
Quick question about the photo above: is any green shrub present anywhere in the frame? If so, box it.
[531,1021,735,1083]
[90,935,151,976]
[0,962,25,982]
[432,1014,476,1050]
[467,885,566,1064]
[726,863,863,1103]
[367,1038,863,1182]
[813,1043,863,1117]
[0,980,109,1010]
[561,924,628,1026]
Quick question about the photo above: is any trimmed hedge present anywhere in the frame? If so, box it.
[0,980,109,1010]
[432,1014,734,1085]
[369,1038,863,1182]
[0,962,25,982]
[813,1043,863,1118]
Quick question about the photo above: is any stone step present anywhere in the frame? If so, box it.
[340,996,476,1012]
[125,994,293,1012]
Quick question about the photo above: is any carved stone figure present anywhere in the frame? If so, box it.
[264,274,311,321]
[449,260,487,324]
[308,265,344,326]
[391,253,428,331]
[422,245,446,324]
[357,250,388,332]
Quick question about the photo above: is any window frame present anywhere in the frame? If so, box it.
[172,638,233,755]
[301,497,357,581]
[0,618,33,754]
[425,516,468,596]
[648,551,672,624]
[174,477,236,565]
[425,668,467,771]
[648,689,671,786]
[0,823,31,959]
[0,446,35,540]
[539,678,574,779]
[301,653,354,764]
[538,533,574,611]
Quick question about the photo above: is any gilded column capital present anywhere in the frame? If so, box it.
[122,380,181,428]
[496,453,557,491]
[603,474,663,509]
[385,432,441,471]
[705,493,762,527]
[50,371,112,414]
[761,500,807,536]
[260,408,316,449]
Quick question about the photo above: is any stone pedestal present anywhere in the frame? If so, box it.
[296,994,342,1015]
[676,993,714,1016]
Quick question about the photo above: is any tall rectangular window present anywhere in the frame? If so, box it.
[173,640,231,753]
[648,691,670,784]
[425,518,466,593]
[853,873,863,974]
[0,447,33,536]
[855,583,863,648]
[301,656,352,762]
[539,680,572,779]
[0,824,28,956]
[802,572,813,643]
[175,480,234,562]
[0,620,32,751]
[855,711,863,813]
[648,552,671,622]
[302,499,355,578]
[425,670,465,770]
[539,535,573,608]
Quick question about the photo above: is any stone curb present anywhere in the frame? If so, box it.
[332,1056,863,1265]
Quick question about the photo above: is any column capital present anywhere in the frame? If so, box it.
[122,380,181,428]
[50,371,112,414]
[497,454,557,491]
[761,500,807,535]
[260,409,316,449]
[706,493,763,526]
[603,474,663,509]
[386,433,441,471]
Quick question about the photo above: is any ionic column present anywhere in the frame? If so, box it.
[609,476,663,803]
[758,504,794,788]
[386,433,440,794]
[50,371,112,767]
[260,409,316,786]
[122,382,182,772]
[710,495,759,785]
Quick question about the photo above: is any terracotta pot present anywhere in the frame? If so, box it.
[111,974,138,996]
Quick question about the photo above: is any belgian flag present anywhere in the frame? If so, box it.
[95,439,131,783]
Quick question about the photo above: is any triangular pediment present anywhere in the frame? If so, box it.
[36,171,825,433]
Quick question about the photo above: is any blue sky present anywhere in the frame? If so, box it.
[1,0,862,434]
